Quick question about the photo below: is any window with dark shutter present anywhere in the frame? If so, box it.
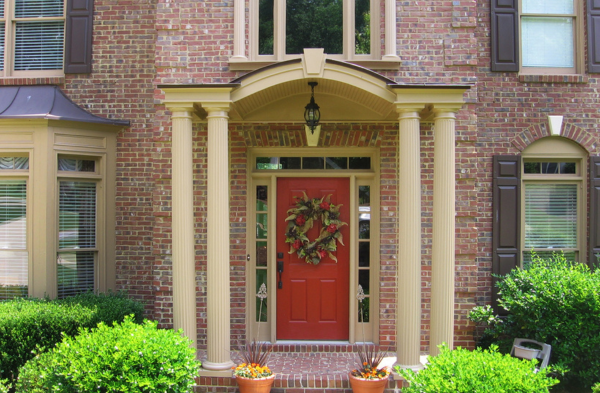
[492,155,521,311]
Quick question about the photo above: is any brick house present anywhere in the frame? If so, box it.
[1,0,600,388]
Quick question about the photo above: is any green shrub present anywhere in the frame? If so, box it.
[0,379,10,393]
[0,291,144,384]
[396,345,558,393]
[593,383,600,393]
[469,253,600,388]
[16,316,200,393]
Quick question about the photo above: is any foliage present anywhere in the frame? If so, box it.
[285,192,347,265]
[233,341,273,379]
[396,345,558,393]
[15,316,199,393]
[0,291,144,384]
[351,344,390,380]
[592,382,600,393]
[0,379,10,393]
[469,253,600,387]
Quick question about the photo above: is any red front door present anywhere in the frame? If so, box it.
[276,177,350,340]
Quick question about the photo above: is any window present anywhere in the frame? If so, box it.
[490,0,588,73]
[255,0,375,59]
[520,0,578,74]
[522,160,582,264]
[0,156,29,300]
[0,0,65,77]
[233,0,400,69]
[57,157,97,298]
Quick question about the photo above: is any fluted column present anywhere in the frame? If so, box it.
[430,110,457,356]
[170,106,197,348]
[396,109,423,370]
[202,106,235,371]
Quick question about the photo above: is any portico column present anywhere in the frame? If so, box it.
[396,108,423,370]
[430,109,457,356]
[170,106,197,348]
[202,106,235,371]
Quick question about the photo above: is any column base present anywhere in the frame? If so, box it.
[201,359,235,371]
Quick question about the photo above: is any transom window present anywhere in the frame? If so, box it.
[250,0,379,61]
[256,156,371,170]
[0,0,65,77]
[520,0,579,74]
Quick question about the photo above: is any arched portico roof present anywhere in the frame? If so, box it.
[160,51,470,122]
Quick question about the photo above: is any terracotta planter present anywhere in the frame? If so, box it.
[235,374,275,393]
[348,373,390,393]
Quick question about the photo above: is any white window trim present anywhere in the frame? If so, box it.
[230,0,400,70]
[0,0,66,78]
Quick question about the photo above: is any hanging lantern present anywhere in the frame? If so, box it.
[304,82,320,134]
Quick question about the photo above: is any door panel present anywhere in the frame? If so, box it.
[276,177,350,340]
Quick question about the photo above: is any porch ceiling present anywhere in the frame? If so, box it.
[230,78,397,122]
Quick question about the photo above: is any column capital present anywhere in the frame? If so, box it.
[164,103,195,114]
[431,104,461,116]
[203,102,231,114]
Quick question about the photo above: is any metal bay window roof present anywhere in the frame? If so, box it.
[0,85,129,126]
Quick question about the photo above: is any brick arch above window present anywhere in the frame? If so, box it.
[511,122,598,153]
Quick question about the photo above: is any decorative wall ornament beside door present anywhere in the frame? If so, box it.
[284,192,347,265]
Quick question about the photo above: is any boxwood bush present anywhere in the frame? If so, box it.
[0,291,144,384]
[396,345,558,393]
[15,316,200,393]
[469,253,600,388]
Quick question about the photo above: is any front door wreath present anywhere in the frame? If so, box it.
[284,192,347,265]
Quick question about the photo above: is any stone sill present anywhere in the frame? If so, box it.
[519,74,589,84]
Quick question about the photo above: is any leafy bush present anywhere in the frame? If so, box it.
[396,345,558,393]
[0,379,10,393]
[469,253,600,387]
[0,291,144,384]
[593,383,600,393]
[16,316,200,393]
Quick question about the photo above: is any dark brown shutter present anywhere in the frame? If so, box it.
[492,155,521,312]
[588,0,600,73]
[590,156,600,266]
[64,0,94,74]
[490,0,519,72]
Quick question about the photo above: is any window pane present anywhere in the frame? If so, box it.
[256,185,268,210]
[286,0,343,55]
[560,162,576,174]
[359,185,370,205]
[280,157,301,169]
[58,158,95,172]
[256,269,268,322]
[0,0,4,18]
[523,250,576,266]
[59,181,96,249]
[256,213,268,239]
[358,296,369,323]
[522,0,573,15]
[256,157,279,170]
[355,0,370,54]
[522,17,573,68]
[524,184,577,249]
[542,162,559,174]
[326,157,347,169]
[0,251,28,300]
[524,162,540,173]
[358,242,370,267]
[14,21,64,70]
[358,269,370,293]
[15,0,64,18]
[57,251,94,298]
[349,157,371,169]
[0,181,28,300]
[256,241,267,267]
[302,157,324,169]
[258,0,274,55]
[359,211,370,239]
